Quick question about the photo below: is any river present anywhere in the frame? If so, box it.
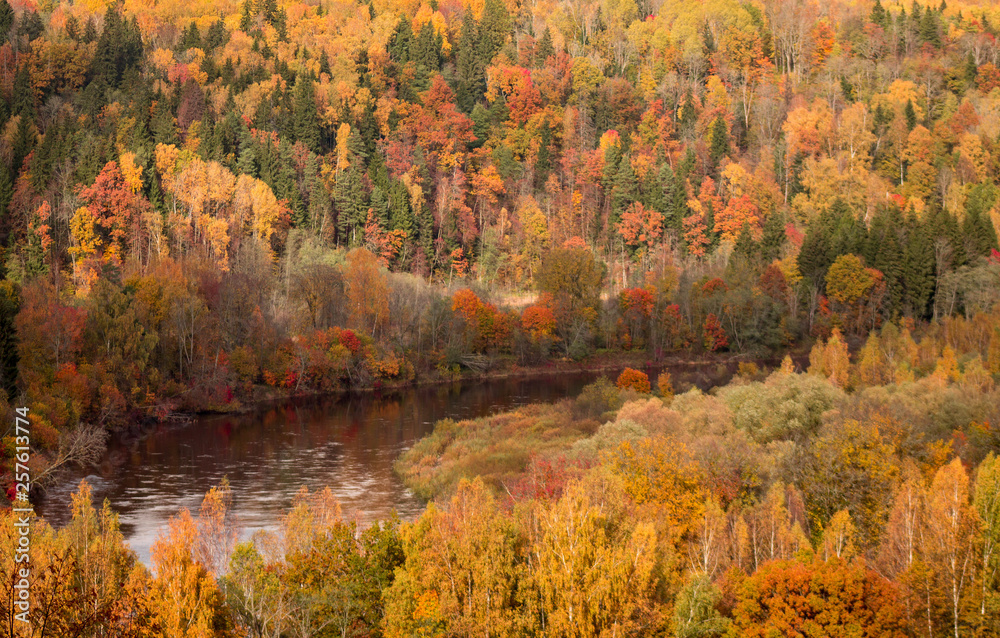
[36,362,740,565]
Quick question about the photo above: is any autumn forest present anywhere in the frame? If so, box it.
[1,0,1000,633]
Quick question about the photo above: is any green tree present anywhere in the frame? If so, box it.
[292,74,320,152]
[0,280,18,400]
[709,115,730,169]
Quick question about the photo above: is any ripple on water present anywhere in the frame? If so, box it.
[36,368,675,566]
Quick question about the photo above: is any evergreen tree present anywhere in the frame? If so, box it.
[389,17,413,64]
[679,90,697,132]
[904,100,917,130]
[152,98,178,145]
[411,23,441,91]
[65,14,79,41]
[760,210,786,263]
[471,103,491,149]
[17,11,43,41]
[334,133,369,246]
[388,180,414,236]
[179,21,201,51]
[0,281,20,401]
[455,12,483,112]
[903,215,935,318]
[799,216,832,288]
[535,119,552,188]
[11,64,32,117]
[732,222,757,263]
[83,17,97,43]
[0,0,12,41]
[609,156,638,237]
[870,0,888,27]
[317,49,331,77]
[293,74,321,152]
[478,0,510,62]
[709,114,730,170]
[10,115,35,178]
[535,27,554,66]
[920,9,941,48]
[870,209,904,316]
[964,183,1000,256]
[205,20,227,50]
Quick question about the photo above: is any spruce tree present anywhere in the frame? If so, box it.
[709,114,730,169]
[0,281,18,401]
[903,215,935,318]
[760,210,786,263]
[535,27,554,66]
[179,21,201,51]
[610,155,638,235]
[11,64,32,117]
[455,12,483,112]
[293,74,320,152]
[0,0,12,41]
[870,0,887,27]
[920,9,940,48]
[799,216,832,288]
[478,0,511,62]
[964,183,999,256]
[904,100,917,129]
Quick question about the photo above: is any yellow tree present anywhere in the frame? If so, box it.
[526,473,660,636]
[149,508,231,638]
[925,458,977,638]
[973,454,1000,633]
[384,478,529,637]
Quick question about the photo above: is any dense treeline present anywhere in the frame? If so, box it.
[0,0,999,630]
[1,0,1000,481]
[3,326,1000,636]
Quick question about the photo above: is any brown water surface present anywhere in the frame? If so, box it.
[37,363,737,564]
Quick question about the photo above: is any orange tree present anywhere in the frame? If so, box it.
[616,368,651,393]
[730,557,907,637]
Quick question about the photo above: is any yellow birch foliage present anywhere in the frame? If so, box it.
[528,473,661,637]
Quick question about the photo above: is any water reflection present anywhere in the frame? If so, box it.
[37,363,737,565]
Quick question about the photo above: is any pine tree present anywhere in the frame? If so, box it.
[412,23,441,91]
[679,89,697,131]
[205,20,227,49]
[732,222,756,263]
[874,227,904,317]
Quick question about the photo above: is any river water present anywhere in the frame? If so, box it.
[36,363,738,565]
